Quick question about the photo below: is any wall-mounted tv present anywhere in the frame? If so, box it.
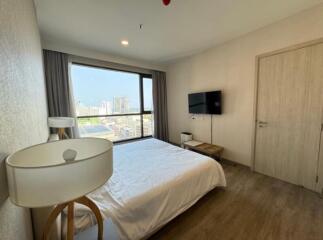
[188,91,222,114]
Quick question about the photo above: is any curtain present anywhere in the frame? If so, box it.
[152,71,169,141]
[43,50,79,138]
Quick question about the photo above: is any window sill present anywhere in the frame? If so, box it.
[114,136,153,145]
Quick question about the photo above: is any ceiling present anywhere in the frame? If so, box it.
[35,0,323,64]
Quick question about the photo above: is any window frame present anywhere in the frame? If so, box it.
[71,62,153,143]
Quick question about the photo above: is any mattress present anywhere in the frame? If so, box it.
[73,138,226,240]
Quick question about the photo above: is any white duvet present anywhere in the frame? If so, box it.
[73,139,226,240]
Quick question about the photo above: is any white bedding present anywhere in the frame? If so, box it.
[73,139,226,240]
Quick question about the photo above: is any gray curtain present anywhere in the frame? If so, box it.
[152,71,169,141]
[43,50,79,138]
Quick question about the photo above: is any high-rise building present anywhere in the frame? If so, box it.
[99,101,112,115]
[113,97,129,114]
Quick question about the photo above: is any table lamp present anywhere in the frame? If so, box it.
[48,117,75,139]
[6,138,113,240]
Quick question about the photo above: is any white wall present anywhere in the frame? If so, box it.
[167,4,323,166]
[0,0,48,239]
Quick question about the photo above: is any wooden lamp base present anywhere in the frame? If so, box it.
[42,196,103,240]
[58,128,69,140]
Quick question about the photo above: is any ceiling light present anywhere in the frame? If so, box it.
[121,40,129,46]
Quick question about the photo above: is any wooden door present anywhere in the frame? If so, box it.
[317,130,323,194]
[255,43,323,191]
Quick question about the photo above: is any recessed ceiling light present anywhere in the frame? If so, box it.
[121,40,129,46]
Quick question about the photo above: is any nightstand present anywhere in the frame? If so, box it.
[184,141,224,160]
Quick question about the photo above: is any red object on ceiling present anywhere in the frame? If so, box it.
[163,0,171,6]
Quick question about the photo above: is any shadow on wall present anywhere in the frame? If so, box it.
[0,154,8,205]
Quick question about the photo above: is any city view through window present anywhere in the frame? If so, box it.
[71,64,154,142]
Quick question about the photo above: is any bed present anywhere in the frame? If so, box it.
[72,138,226,240]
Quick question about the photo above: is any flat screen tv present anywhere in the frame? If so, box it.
[188,91,222,114]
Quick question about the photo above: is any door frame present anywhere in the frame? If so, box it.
[251,37,323,172]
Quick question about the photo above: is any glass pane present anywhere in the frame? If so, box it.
[143,77,153,111]
[143,114,154,136]
[71,64,140,116]
[78,116,141,142]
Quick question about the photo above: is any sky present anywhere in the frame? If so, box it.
[71,64,152,110]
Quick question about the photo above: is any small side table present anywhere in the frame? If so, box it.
[184,142,224,160]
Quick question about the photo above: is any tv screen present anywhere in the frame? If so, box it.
[188,91,222,114]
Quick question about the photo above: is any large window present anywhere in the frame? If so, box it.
[71,64,153,142]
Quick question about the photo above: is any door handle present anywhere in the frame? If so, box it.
[258,121,268,128]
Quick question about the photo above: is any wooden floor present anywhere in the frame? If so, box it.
[149,162,323,240]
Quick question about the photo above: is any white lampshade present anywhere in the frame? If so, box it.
[6,138,113,208]
[48,117,75,128]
